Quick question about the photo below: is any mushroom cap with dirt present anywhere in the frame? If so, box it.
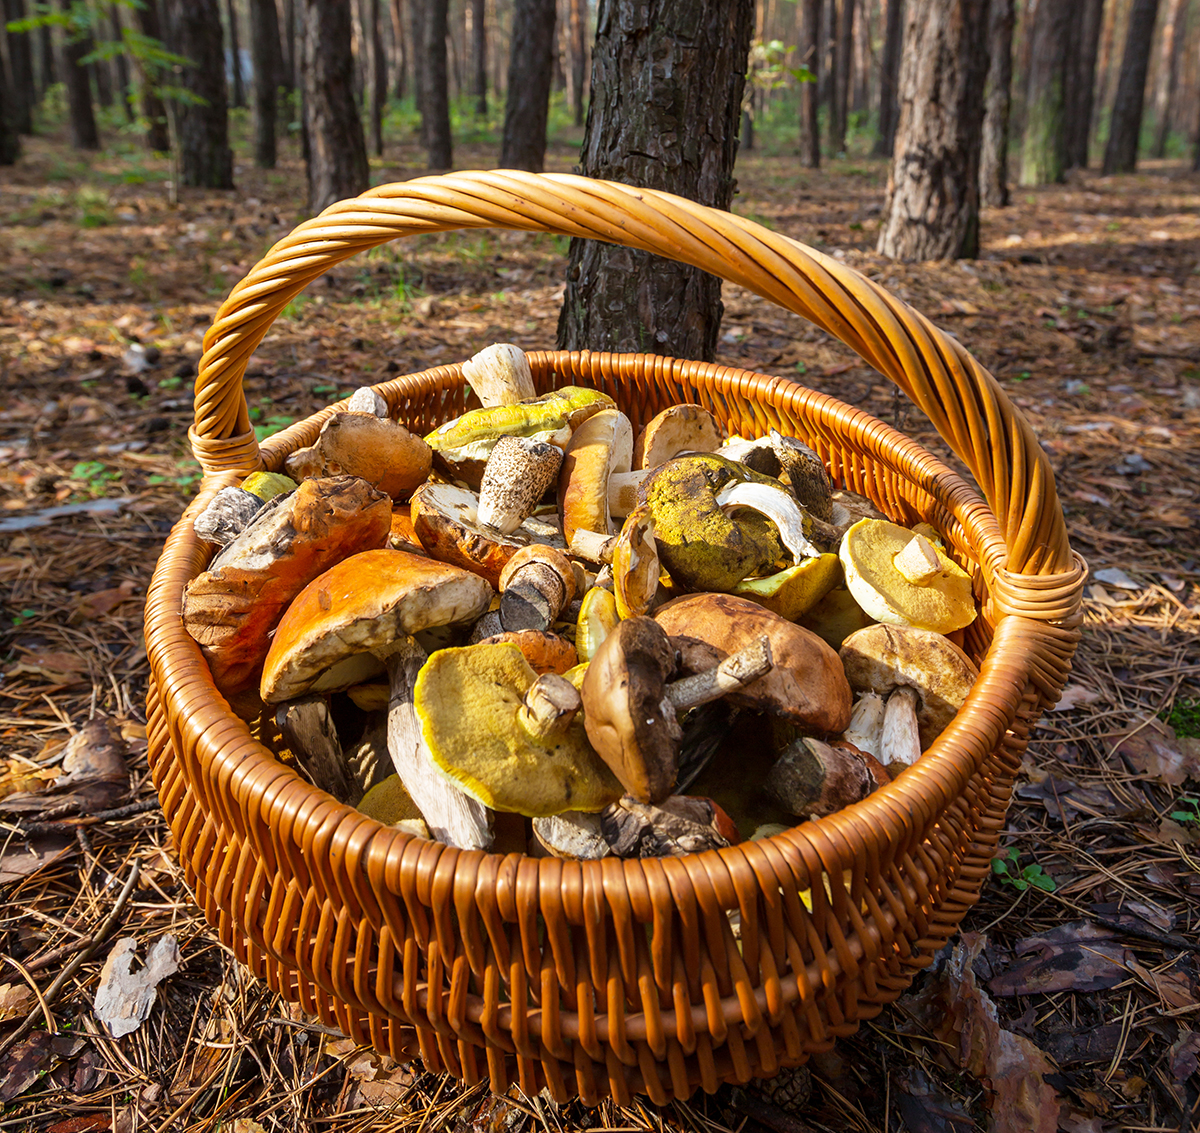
[413,643,625,816]
[839,623,979,751]
[654,592,853,734]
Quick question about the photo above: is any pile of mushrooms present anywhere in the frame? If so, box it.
[182,343,981,859]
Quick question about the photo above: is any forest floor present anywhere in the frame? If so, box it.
[1,121,1199,1133]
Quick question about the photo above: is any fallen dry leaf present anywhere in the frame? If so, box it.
[0,759,60,803]
[0,1032,86,1104]
[0,716,130,817]
[1169,1031,1200,1081]
[1114,718,1200,786]
[69,579,138,624]
[893,1066,975,1133]
[0,832,75,884]
[987,922,1133,997]
[0,982,36,1022]
[230,1121,269,1133]
[93,935,181,1038]
[1126,958,1198,1012]
[1052,683,1103,711]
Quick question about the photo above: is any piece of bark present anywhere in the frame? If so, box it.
[0,716,129,817]
[182,477,392,696]
[93,936,180,1038]
[276,696,360,805]
[601,795,732,858]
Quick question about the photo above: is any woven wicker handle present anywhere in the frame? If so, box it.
[193,171,1072,578]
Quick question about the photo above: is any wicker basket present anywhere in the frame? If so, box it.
[144,172,1085,1105]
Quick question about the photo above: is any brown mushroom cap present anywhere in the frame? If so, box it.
[654,592,852,734]
[580,617,682,803]
[839,624,979,749]
[283,412,432,500]
[260,548,494,702]
[633,404,724,470]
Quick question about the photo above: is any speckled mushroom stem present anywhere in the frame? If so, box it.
[665,634,774,711]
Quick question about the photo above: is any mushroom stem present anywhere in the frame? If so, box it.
[461,343,536,407]
[842,692,885,761]
[568,527,617,564]
[664,635,774,712]
[881,685,922,769]
[380,636,492,849]
[501,562,570,631]
[477,435,563,534]
[714,481,823,561]
[608,469,650,518]
[517,673,582,741]
[893,534,942,585]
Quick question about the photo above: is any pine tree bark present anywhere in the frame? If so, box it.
[0,38,20,163]
[1064,0,1103,169]
[367,0,386,155]
[873,0,903,156]
[4,0,34,134]
[830,0,855,154]
[283,0,297,89]
[471,0,486,114]
[557,0,754,361]
[500,0,555,171]
[1103,0,1162,173]
[166,0,234,187]
[799,0,821,166]
[131,0,171,152]
[59,0,100,150]
[225,0,245,107]
[391,0,408,100]
[421,0,452,167]
[300,0,369,207]
[979,0,1012,206]
[1151,0,1186,157]
[877,0,990,261]
[569,0,587,126]
[250,0,284,166]
[1019,0,1069,184]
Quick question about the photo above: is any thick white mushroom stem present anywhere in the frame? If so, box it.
[345,386,389,416]
[714,481,823,561]
[477,435,563,535]
[569,527,617,564]
[461,343,536,407]
[842,692,886,761]
[608,470,650,519]
[664,635,774,712]
[893,535,942,585]
[518,673,582,741]
[380,636,492,850]
[881,686,922,768]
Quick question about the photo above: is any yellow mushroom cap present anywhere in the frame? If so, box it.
[732,553,842,622]
[414,643,623,816]
[839,518,976,633]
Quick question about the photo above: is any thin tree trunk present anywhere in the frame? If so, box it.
[980,0,1013,206]
[132,0,171,152]
[569,0,586,126]
[284,0,297,88]
[1151,0,1186,156]
[109,6,135,123]
[225,0,245,108]
[1020,0,1070,184]
[301,0,369,208]
[852,0,872,114]
[250,0,284,166]
[1103,0,1162,173]
[38,22,56,98]
[830,0,855,153]
[367,0,385,154]
[412,0,428,138]
[877,0,991,260]
[4,0,34,134]
[557,0,754,361]
[166,0,234,187]
[91,21,112,109]
[471,0,486,113]
[59,0,100,150]
[873,0,903,156]
[421,0,452,167]
[799,0,821,166]
[500,0,555,170]
[0,36,20,162]
[389,0,407,99]
[1064,0,1104,168]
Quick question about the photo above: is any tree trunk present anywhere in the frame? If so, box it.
[0,36,20,163]
[108,6,135,123]
[500,0,555,171]
[830,0,855,153]
[412,0,428,138]
[37,21,55,98]
[300,0,369,208]
[569,0,587,126]
[979,0,1012,206]
[131,0,171,152]
[1151,0,1186,157]
[284,0,298,88]
[1019,0,1069,184]
[873,0,903,156]
[4,0,33,134]
[877,0,990,261]
[166,0,234,187]
[421,0,451,167]
[852,0,871,114]
[557,0,754,361]
[250,0,283,166]
[471,0,486,113]
[225,0,245,108]
[367,0,385,155]
[91,23,112,109]
[390,0,408,100]
[1103,0,1162,173]
[799,0,821,166]
[59,0,100,150]
[1064,0,1104,168]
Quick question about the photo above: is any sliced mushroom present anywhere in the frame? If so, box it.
[714,480,823,561]
[558,407,634,551]
[498,544,576,632]
[574,586,620,663]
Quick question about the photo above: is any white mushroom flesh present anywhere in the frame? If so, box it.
[880,686,922,768]
[461,343,536,407]
[842,692,886,761]
[714,480,823,561]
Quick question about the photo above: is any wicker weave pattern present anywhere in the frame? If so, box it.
[144,174,1083,1104]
